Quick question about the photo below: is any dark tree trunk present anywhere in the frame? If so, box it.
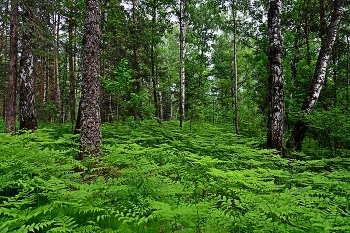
[5,0,18,134]
[53,11,61,119]
[39,56,45,120]
[69,0,76,124]
[267,0,285,153]
[79,0,103,158]
[288,0,344,151]
[19,0,38,131]
[74,100,82,134]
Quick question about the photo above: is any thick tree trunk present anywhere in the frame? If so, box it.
[288,0,344,151]
[5,0,18,134]
[79,0,102,158]
[19,0,38,131]
[179,0,186,129]
[267,0,285,153]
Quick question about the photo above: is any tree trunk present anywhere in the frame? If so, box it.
[69,0,76,124]
[157,78,164,121]
[347,35,349,111]
[232,1,239,135]
[53,11,61,119]
[179,0,186,129]
[39,56,45,120]
[288,0,344,151]
[267,0,285,153]
[132,0,140,120]
[79,0,102,158]
[5,0,18,134]
[19,0,38,131]
[151,0,159,119]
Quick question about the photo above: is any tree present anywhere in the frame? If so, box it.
[68,0,76,124]
[79,0,103,158]
[179,0,186,128]
[19,0,38,131]
[232,0,239,134]
[5,0,18,134]
[287,0,345,151]
[267,0,285,153]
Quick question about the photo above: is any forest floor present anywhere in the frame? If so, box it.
[0,120,350,232]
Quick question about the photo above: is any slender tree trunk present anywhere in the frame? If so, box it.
[151,0,159,119]
[79,0,103,158]
[179,0,186,129]
[267,0,285,153]
[232,1,239,135]
[347,35,349,111]
[53,11,61,119]
[19,0,38,131]
[5,0,18,134]
[69,0,76,124]
[39,56,45,120]
[74,100,82,134]
[157,78,163,121]
[288,0,344,151]
[132,0,140,120]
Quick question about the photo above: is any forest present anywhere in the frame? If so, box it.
[0,0,350,232]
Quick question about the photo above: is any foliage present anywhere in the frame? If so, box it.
[0,120,349,232]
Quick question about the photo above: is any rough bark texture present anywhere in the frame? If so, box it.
[288,0,344,151]
[19,0,38,131]
[5,0,18,134]
[79,0,102,158]
[179,0,186,129]
[267,0,285,153]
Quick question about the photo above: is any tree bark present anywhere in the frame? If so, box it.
[232,0,239,135]
[179,0,186,129]
[19,0,38,131]
[288,0,344,151]
[53,11,61,119]
[69,0,76,124]
[132,0,140,120]
[79,0,103,158]
[5,0,18,134]
[267,0,285,153]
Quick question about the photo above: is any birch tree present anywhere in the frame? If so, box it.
[19,0,38,131]
[267,0,285,153]
[287,0,345,151]
[179,0,186,129]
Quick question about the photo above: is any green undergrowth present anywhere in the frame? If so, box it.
[0,120,350,232]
